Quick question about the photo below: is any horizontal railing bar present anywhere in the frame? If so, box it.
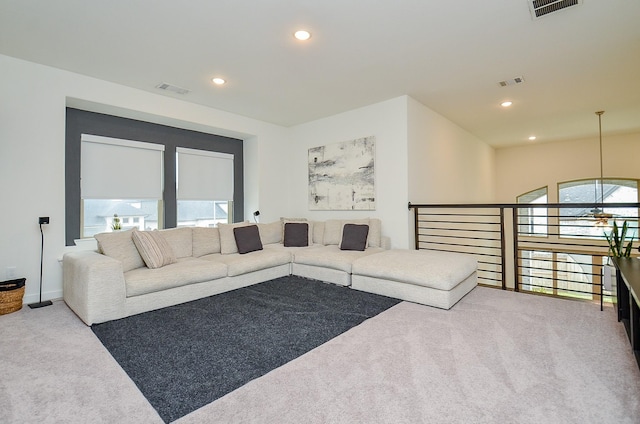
[478,261,503,266]
[517,222,638,229]
[418,226,503,234]
[417,219,501,225]
[519,258,605,268]
[517,240,609,249]
[418,212,501,217]
[409,201,640,209]
[519,275,601,286]
[519,265,601,278]
[518,233,610,240]
[478,277,502,283]
[519,255,608,263]
[417,240,501,250]
[518,281,602,292]
[417,233,501,242]
[517,214,640,220]
[417,247,503,258]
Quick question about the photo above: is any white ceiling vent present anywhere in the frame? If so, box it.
[498,76,525,87]
[528,0,581,19]
[155,82,190,95]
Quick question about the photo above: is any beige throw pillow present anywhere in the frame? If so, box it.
[132,229,177,269]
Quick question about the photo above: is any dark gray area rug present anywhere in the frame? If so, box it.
[91,275,401,423]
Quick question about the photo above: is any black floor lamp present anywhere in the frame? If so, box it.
[29,217,52,309]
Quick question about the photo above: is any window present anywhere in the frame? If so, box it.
[80,134,163,238]
[559,179,638,239]
[65,108,244,245]
[517,187,548,237]
[176,147,234,227]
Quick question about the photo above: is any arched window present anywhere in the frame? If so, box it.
[517,186,548,237]
[559,179,638,239]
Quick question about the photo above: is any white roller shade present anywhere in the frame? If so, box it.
[81,134,164,199]
[177,147,234,201]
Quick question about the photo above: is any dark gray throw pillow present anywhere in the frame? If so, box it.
[233,225,263,254]
[340,224,369,251]
[284,222,309,247]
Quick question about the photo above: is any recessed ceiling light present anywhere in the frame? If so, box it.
[528,136,537,141]
[501,101,513,107]
[212,77,226,85]
[294,30,311,41]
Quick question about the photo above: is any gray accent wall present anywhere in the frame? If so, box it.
[65,108,243,246]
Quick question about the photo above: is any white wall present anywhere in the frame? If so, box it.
[0,53,499,304]
[495,132,640,202]
[407,97,495,204]
[0,54,289,304]
[288,96,410,248]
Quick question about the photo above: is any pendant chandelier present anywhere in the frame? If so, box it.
[593,110,612,226]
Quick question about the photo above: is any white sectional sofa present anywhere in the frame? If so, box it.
[63,218,477,325]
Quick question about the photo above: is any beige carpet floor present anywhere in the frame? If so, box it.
[2,286,639,423]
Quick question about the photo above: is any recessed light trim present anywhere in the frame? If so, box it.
[528,136,537,141]
[501,101,513,107]
[212,77,226,85]
[294,30,311,41]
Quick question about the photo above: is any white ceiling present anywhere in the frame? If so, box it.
[1,0,639,147]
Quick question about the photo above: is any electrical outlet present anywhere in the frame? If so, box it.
[6,266,17,279]
[39,216,49,225]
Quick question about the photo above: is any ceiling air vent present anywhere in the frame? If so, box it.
[528,0,581,19]
[155,82,190,95]
[498,76,525,87]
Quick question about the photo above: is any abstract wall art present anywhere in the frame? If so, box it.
[308,136,376,210]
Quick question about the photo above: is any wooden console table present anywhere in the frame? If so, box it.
[613,257,640,368]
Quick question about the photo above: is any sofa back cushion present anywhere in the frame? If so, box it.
[192,227,221,257]
[322,218,381,248]
[95,229,145,272]
[159,227,192,258]
[323,219,369,245]
[132,229,177,269]
[312,221,325,245]
[257,221,282,245]
[218,221,250,254]
[368,218,382,248]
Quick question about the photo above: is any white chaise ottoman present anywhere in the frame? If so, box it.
[351,249,477,309]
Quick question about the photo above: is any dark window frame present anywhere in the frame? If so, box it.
[65,108,244,246]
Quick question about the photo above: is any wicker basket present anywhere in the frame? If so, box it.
[0,278,26,315]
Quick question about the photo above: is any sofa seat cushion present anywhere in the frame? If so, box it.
[293,245,384,273]
[201,249,292,277]
[351,250,477,291]
[124,257,227,297]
